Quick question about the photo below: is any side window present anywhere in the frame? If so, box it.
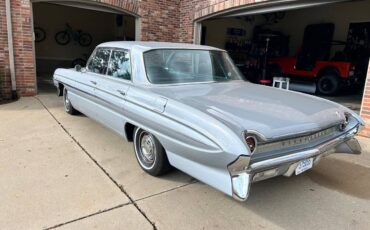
[107,50,131,80]
[87,48,111,75]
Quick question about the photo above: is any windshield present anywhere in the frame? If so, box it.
[143,49,244,84]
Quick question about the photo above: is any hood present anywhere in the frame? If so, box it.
[150,81,347,140]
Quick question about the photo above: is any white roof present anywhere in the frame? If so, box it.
[97,41,223,52]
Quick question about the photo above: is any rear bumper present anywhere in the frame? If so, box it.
[228,125,362,201]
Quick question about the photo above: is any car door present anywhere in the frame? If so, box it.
[63,48,105,118]
[69,47,111,122]
[93,48,132,136]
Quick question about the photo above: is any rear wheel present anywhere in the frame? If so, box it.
[63,88,78,115]
[317,74,340,95]
[79,33,92,47]
[133,128,171,176]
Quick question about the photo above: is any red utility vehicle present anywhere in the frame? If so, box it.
[266,23,361,95]
[268,57,356,95]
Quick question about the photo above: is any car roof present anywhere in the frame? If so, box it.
[97,41,224,52]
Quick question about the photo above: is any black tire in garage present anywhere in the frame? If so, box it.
[316,74,340,96]
[78,33,92,47]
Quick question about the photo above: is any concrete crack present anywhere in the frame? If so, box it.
[136,179,198,202]
[44,203,129,230]
[36,97,158,230]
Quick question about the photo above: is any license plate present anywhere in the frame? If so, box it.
[295,158,313,175]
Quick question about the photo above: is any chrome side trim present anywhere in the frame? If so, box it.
[56,80,124,114]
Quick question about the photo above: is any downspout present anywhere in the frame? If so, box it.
[5,0,17,99]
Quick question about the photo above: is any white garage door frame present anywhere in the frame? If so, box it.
[193,0,355,44]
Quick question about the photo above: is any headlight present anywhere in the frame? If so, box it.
[243,133,257,154]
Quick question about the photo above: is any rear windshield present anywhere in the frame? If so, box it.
[143,49,243,84]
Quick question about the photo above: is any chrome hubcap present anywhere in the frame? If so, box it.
[64,92,70,111]
[140,133,155,164]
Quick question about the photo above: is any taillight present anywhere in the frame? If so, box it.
[244,134,257,154]
[340,113,350,131]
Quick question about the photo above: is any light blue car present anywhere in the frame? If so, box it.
[53,41,364,201]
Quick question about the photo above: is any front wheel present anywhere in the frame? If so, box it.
[316,75,340,95]
[133,128,171,176]
[63,88,78,115]
[56,84,63,97]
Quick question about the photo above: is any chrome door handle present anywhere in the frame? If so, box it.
[90,81,97,85]
[117,90,126,96]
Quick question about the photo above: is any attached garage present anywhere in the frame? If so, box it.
[31,1,137,93]
[197,0,370,113]
[2,0,370,136]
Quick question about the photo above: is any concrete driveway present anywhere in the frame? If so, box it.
[1,94,370,230]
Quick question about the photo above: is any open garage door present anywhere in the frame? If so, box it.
[32,1,137,93]
[198,0,370,113]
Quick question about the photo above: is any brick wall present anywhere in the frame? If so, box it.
[139,0,180,42]
[11,0,36,97]
[1,0,38,98]
[0,0,11,99]
[360,60,370,137]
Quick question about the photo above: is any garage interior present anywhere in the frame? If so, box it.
[200,0,370,113]
[32,2,136,93]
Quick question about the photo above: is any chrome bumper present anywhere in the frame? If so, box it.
[228,126,362,201]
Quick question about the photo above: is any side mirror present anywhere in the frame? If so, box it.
[75,64,82,72]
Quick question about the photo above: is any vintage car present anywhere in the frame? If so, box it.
[53,41,364,201]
